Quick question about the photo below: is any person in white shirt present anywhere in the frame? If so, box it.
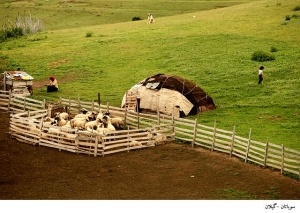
[258,66,264,84]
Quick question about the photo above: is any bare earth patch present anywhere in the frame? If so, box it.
[0,111,299,200]
[33,72,78,89]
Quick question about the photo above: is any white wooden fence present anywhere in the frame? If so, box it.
[0,90,299,180]
[0,90,45,112]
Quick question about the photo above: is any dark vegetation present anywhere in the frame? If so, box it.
[251,50,275,62]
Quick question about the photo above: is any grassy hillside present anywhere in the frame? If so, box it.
[0,0,300,150]
[0,0,252,30]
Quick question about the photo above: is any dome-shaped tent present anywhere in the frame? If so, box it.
[121,74,216,117]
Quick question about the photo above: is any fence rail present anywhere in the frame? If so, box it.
[0,90,299,180]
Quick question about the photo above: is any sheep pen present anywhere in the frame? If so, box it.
[8,98,175,157]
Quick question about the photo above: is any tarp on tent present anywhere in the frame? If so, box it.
[121,73,216,117]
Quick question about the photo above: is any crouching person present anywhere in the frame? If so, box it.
[47,76,59,92]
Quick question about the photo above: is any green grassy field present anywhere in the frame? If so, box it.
[0,0,299,150]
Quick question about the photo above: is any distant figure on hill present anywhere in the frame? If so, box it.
[258,65,264,84]
[147,13,154,24]
[46,76,59,92]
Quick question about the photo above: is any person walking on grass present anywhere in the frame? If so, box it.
[258,65,264,84]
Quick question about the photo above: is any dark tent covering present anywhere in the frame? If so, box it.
[141,74,216,115]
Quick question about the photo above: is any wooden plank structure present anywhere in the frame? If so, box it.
[0,90,299,180]
[0,90,10,111]
[124,90,138,112]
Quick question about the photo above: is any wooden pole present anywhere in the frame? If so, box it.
[77,94,81,113]
[211,120,216,152]
[3,71,7,91]
[23,97,27,111]
[43,99,46,110]
[157,107,160,125]
[98,92,100,106]
[137,111,140,129]
[281,144,284,175]
[94,136,98,157]
[8,90,12,111]
[157,94,160,125]
[192,118,197,148]
[91,101,95,112]
[245,128,252,163]
[171,115,175,134]
[230,125,236,157]
[127,126,130,152]
[124,107,128,128]
[106,102,109,113]
[263,139,269,168]
[68,97,71,114]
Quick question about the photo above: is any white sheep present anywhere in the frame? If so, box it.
[74,111,96,121]
[110,117,124,129]
[57,112,69,120]
[29,124,40,135]
[63,121,72,128]
[43,116,54,123]
[70,118,88,129]
[74,113,89,119]
[106,120,116,131]
[101,115,116,131]
[153,133,173,145]
[60,132,77,140]
[48,127,60,135]
[54,116,67,126]
[85,118,102,130]
[96,110,104,120]
[129,138,142,147]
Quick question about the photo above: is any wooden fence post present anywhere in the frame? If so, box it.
[77,94,81,113]
[127,126,130,152]
[264,139,269,168]
[68,98,71,114]
[172,115,175,133]
[106,102,110,113]
[137,111,140,129]
[23,97,27,111]
[98,92,101,106]
[245,128,252,163]
[157,108,160,125]
[124,107,128,127]
[8,90,12,111]
[91,101,95,112]
[192,118,197,148]
[230,125,236,157]
[281,144,284,175]
[43,99,46,110]
[211,120,216,152]
[94,136,98,157]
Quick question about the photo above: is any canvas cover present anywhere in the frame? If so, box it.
[122,74,215,117]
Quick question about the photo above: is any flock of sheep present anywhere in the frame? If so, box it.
[43,108,124,135]
[26,107,171,148]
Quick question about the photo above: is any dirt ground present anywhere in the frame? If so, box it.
[0,111,300,200]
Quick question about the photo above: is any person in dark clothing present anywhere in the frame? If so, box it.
[258,66,264,84]
[46,76,59,92]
